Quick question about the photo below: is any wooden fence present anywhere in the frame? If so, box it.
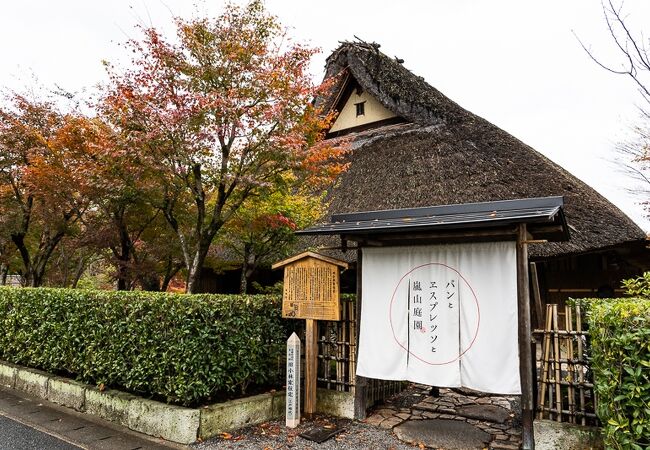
[316,296,403,404]
[534,304,598,426]
[317,296,356,391]
[281,296,403,407]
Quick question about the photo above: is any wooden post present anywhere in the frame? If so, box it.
[575,305,586,425]
[529,262,544,329]
[565,306,576,423]
[537,304,552,419]
[552,305,562,422]
[286,332,301,428]
[353,247,368,420]
[517,224,535,450]
[304,318,317,419]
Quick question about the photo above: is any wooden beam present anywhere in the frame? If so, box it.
[526,224,565,235]
[517,224,535,450]
[530,262,544,329]
[353,248,368,419]
[341,235,384,247]
[347,227,518,243]
[272,251,349,270]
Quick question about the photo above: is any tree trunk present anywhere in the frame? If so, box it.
[186,268,201,294]
[116,262,130,290]
[185,240,212,294]
[13,227,65,288]
[30,238,63,288]
[71,257,86,288]
[161,260,182,292]
[30,270,43,287]
[239,268,248,294]
[161,277,172,292]
[114,214,132,291]
[0,263,8,285]
[12,232,31,286]
[239,245,259,294]
[140,273,161,291]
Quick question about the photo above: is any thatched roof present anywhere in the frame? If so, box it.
[307,41,646,260]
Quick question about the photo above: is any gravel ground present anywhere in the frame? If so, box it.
[192,415,416,450]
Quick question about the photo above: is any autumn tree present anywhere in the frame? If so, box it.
[0,94,96,286]
[44,231,100,288]
[73,120,157,290]
[0,214,19,284]
[102,0,347,293]
[218,186,325,294]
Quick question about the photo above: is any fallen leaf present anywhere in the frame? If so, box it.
[219,432,232,440]
[98,383,105,392]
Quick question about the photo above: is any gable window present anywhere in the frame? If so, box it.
[355,101,366,117]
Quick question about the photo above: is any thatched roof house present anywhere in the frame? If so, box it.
[308,40,646,263]
[200,40,646,297]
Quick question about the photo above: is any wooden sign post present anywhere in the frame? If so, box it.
[273,251,348,420]
[286,332,301,428]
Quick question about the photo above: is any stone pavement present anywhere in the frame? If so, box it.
[0,386,180,450]
[363,384,522,449]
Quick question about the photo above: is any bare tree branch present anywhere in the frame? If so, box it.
[577,1,650,218]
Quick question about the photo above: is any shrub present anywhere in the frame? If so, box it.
[0,287,284,406]
[622,272,650,299]
[587,296,650,449]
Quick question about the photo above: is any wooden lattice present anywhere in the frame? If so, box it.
[534,304,598,425]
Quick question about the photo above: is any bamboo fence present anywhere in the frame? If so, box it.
[534,304,598,426]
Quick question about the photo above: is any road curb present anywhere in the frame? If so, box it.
[0,360,284,444]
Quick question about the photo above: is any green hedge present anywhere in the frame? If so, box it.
[587,296,650,449]
[0,287,285,406]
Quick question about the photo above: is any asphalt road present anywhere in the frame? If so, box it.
[0,386,176,450]
[0,414,82,450]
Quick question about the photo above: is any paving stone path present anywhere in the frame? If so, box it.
[363,384,522,449]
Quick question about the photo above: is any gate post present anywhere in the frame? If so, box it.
[353,247,368,419]
[518,224,535,450]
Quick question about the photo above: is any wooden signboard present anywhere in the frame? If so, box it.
[273,251,348,419]
[272,251,348,321]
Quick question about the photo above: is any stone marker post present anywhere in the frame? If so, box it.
[286,332,301,428]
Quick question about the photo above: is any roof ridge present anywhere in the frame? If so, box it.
[323,40,469,126]
[309,41,647,259]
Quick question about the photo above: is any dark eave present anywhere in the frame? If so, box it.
[297,196,569,243]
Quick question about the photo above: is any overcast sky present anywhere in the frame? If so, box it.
[1,0,649,230]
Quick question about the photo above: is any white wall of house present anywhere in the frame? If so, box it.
[329,89,396,132]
